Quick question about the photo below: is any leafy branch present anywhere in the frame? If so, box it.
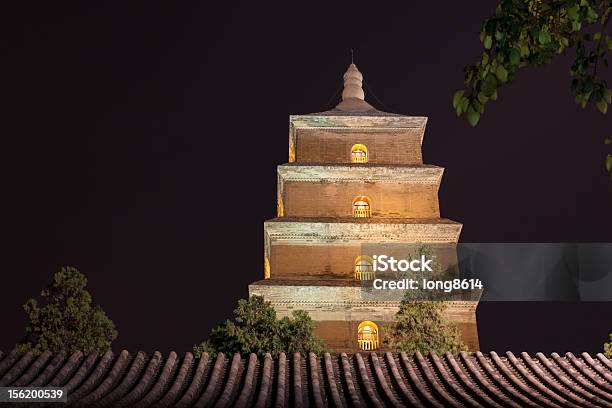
[453,0,612,178]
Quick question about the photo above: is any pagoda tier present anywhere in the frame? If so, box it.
[277,164,443,218]
[248,280,479,352]
[263,217,461,280]
[289,115,427,165]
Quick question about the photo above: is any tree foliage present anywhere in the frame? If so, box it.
[605,332,612,357]
[383,244,466,354]
[17,266,118,354]
[399,245,456,301]
[383,298,467,355]
[454,0,612,177]
[193,295,325,357]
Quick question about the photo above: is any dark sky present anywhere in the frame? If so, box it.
[2,1,611,354]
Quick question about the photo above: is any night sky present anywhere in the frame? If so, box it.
[2,1,611,354]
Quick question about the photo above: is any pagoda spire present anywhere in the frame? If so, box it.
[336,62,374,112]
[341,63,365,101]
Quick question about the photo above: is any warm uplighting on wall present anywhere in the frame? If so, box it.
[277,191,284,217]
[264,256,271,279]
[351,144,368,163]
[352,196,371,218]
[354,255,375,280]
[357,321,379,351]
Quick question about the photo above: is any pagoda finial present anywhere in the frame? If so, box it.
[335,59,373,112]
[341,63,365,101]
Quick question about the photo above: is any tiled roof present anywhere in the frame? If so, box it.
[0,349,611,407]
[309,107,406,117]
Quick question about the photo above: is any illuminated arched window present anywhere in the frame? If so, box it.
[351,144,368,163]
[352,196,371,218]
[354,255,374,280]
[357,321,379,351]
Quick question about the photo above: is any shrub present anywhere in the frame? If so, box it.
[193,295,325,357]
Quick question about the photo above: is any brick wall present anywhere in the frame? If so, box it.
[313,319,477,352]
[282,181,440,218]
[269,243,459,279]
[314,320,479,352]
[314,320,388,351]
[270,244,361,279]
[295,129,423,164]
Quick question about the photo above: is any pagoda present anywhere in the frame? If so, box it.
[249,63,479,352]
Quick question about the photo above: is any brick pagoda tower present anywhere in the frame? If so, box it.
[249,63,479,352]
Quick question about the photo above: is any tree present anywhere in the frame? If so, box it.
[398,245,457,301]
[453,0,612,177]
[383,244,467,354]
[17,266,118,354]
[193,295,325,357]
[605,333,612,357]
[383,297,467,355]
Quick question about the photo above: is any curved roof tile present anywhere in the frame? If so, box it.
[0,349,611,407]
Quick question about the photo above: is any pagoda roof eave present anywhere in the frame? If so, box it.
[290,113,428,130]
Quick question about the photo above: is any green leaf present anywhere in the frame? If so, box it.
[539,29,551,45]
[484,35,493,50]
[453,90,465,110]
[454,100,464,116]
[604,137,612,145]
[477,92,488,104]
[509,48,520,65]
[594,32,602,41]
[576,92,588,108]
[482,74,498,96]
[466,108,480,127]
[490,89,498,101]
[567,6,579,20]
[481,52,489,66]
[596,98,608,114]
[461,97,469,113]
[455,96,469,116]
[572,21,582,31]
[495,65,508,82]
[519,43,530,57]
[606,155,612,172]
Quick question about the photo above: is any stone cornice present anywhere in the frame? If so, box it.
[278,164,443,184]
[264,218,462,244]
[248,283,479,311]
[290,115,428,130]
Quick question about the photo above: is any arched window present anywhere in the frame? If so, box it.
[352,196,371,218]
[351,144,368,163]
[354,255,375,280]
[357,321,379,351]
